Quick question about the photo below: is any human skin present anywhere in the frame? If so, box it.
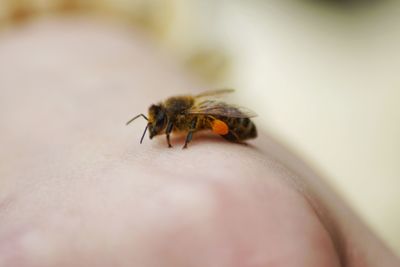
[0,17,399,267]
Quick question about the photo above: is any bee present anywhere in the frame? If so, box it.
[126,89,257,149]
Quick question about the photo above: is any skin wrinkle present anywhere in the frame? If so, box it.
[290,171,359,267]
[259,157,347,265]
[255,139,348,266]
[297,181,347,266]
[209,130,348,266]
[254,145,347,266]
[212,168,338,266]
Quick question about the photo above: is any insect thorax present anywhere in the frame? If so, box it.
[164,96,194,114]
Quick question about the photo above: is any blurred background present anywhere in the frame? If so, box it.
[0,0,399,255]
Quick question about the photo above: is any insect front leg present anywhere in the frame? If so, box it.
[166,121,174,148]
[183,118,198,149]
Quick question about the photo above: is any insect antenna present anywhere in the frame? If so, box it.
[140,124,149,144]
[126,113,148,125]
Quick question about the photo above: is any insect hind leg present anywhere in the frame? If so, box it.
[182,118,198,149]
[166,121,174,148]
[222,130,246,145]
[183,131,194,149]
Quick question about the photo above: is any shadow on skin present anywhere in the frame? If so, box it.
[149,131,253,149]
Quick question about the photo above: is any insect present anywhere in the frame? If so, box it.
[126,89,257,149]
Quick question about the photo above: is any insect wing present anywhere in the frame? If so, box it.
[188,100,257,118]
[194,88,234,99]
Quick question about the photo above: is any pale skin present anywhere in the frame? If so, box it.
[0,17,399,267]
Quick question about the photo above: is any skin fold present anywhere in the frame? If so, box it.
[0,17,399,267]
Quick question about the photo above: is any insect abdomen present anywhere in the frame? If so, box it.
[220,117,257,142]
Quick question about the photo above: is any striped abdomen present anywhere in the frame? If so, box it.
[219,117,257,142]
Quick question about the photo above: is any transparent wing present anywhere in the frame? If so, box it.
[188,100,257,118]
[194,88,235,99]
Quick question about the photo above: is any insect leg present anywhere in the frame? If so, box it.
[183,132,193,149]
[223,130,247,145]
[183,118,198,149]
[166,121,174,148]
[229,130,241,142]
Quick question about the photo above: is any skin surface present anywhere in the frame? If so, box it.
[0,17,399,267]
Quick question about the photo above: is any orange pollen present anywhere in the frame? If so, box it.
[211,119,229,135]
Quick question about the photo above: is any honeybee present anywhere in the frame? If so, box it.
[126,89,257,148]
